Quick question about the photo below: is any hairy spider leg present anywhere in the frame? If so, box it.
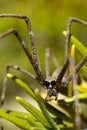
[63,55,87,85]
[55,17,71,91]
[0,28,45,84]
[62,17,87,86]
[0,14,45,84]
[45,48,58,78]
[0,14,40,68]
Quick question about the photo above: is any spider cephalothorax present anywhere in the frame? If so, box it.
[44,78,57,100]
[0,14,87,105]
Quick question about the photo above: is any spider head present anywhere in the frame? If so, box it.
[44,79,58,100]
[44,80,56,89]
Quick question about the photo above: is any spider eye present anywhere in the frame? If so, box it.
[51,80,56,86]
[25,17,30,23]
[45,81,50,87]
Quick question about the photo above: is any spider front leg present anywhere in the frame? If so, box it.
[55,18,70,91]
[57,17,87,87]
[45,48,58,78]
[63,55,87,85]
[0,14,39,67]
[0,28,45,85]
[62,17,87,86]
[0,14,45,85]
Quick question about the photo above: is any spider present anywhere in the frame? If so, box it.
[0,14,87,106]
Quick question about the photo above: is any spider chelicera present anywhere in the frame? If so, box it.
[0,14,87,105]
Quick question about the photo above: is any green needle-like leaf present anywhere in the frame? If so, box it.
[0,109,46,128]
[35,90,60,130]
[63,31,87,56]
[16,96,50,128]
[0,109,31,130]
[0,109,34,120]
[7,73,36,99]
[64,93,87,103]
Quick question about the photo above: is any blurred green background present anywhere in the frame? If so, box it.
[0,0,87,129]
